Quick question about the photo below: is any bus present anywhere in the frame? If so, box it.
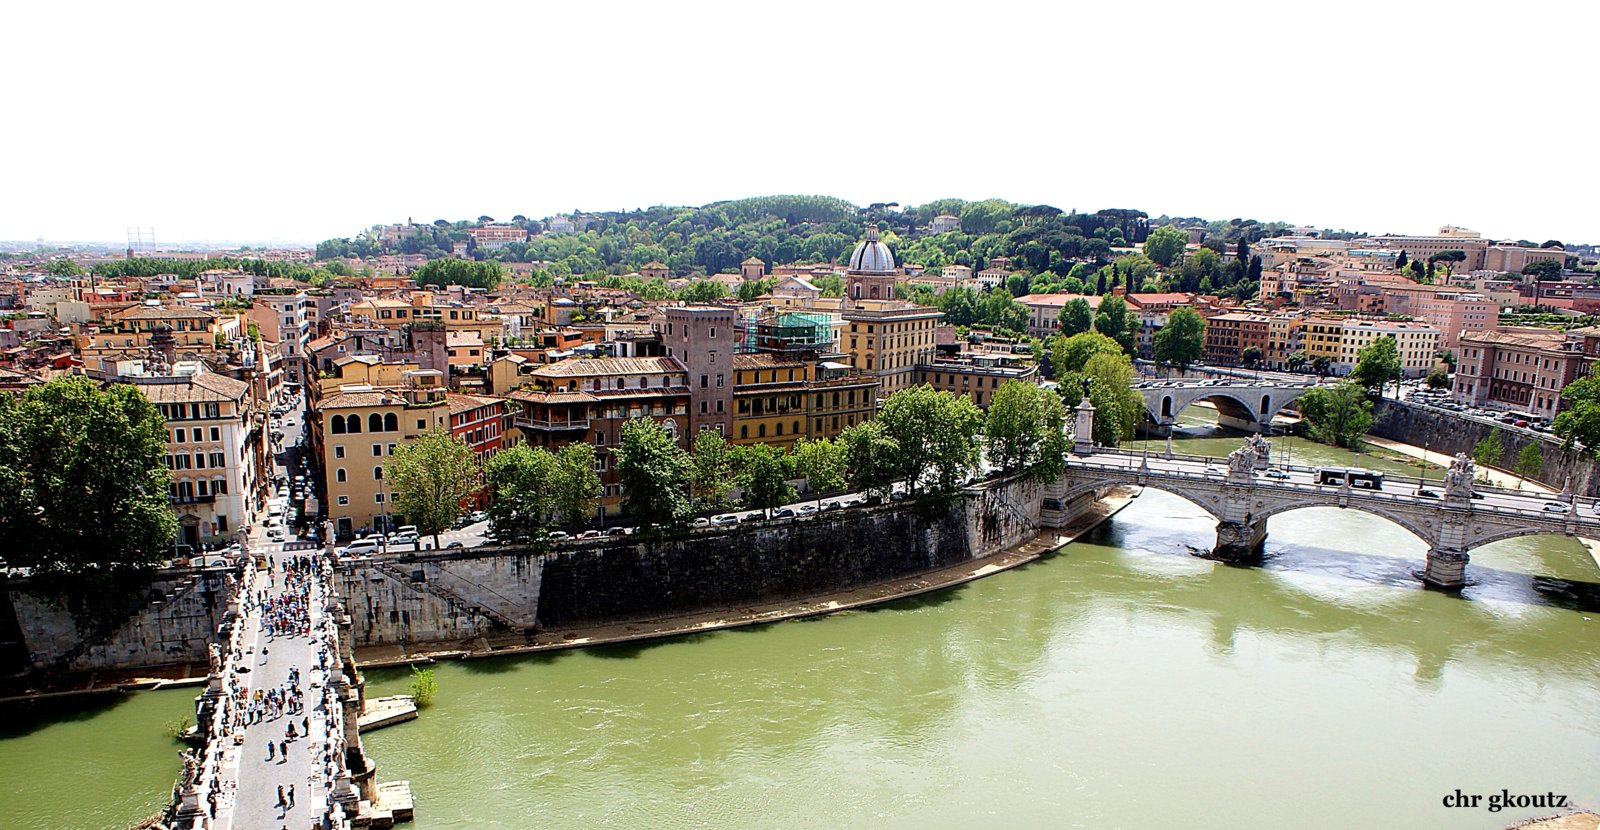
[1314,467,1385,490]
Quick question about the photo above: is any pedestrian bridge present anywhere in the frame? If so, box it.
[160,548,412,829]
[1047,439,1600,589]
[1133,379,1320,433]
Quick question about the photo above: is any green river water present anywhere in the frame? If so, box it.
[4,415,1599,829]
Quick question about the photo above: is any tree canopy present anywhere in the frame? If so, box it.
[1143,226,1188,267]
[1051,331,1124,375]
[1298,380,1373,449]
[614,418,693,530]
[485,443,559,543]
[1092,295,1136,354]
[1058,297,1093,337]
[413,258,505,290]
[1554,374,1600,459]
[875,385,983,501]
[984,380,1068,481]
[1350,335,1402,395]
[1153,306,1205,368]
[388,427,481,548]
[0,376,176,630]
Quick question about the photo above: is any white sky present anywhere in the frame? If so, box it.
[4,0,1595,245]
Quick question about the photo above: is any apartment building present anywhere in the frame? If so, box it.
[248,293,312,388]
[914,353,1038,409]
[1379,286,1493,351]
[1452,329,1589,418]
[315,370,453,538]
[731,353,877,448]
[1015,293,1099,339]
[659,305,736,437]
[840,302,942,397]
[1202,312,1271,365]
[117,360,266,549]
[1337,319,1440,377]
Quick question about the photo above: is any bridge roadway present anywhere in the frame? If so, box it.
[1133,378,1322,434]
[1054,446,1600,588]
[169,547,384,829]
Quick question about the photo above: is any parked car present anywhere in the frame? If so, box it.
[772,506,797,519]
[692,517,712,528]
[1543,502,1572,514]
[796,503,818,516]
[710,514,740,526]
[820,500,843,512]
[576,529,604,540]
[1417,488,1440,499]
[1263,469,1289,480]
[339,538,382,557]
[604,526,632,537]
[446,541,464,549]
[546,530,570,542]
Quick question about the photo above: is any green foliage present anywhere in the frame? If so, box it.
[484,444,559,542]
[1426,365,1450,389]
[1241,346,1264,366]
[1092,295,1135,354]
[1153,306,1205,368]
[1058,297,1093,337]
[1143,226,1188,267]
[0,377,176,632]
[790,437,847,494]
[387,427,481,546]
[1298,381,1374,450]
[875,385,983,501]
[408,665,438,707]
[1514,441,1544,482]
[1472,432,1506,472]
[839,421,899,500]
[1555,374,1600,459]
[1063,353,1143,447]
[553,442,602,531]
[691,430,735,508]
[679,279,727,303]
[47,258,86,276]
[738,444,794,511]
[1051,331,1123,375]
[94,255,339,285]
[164,717,193,741]
[1350,335,1401,394]
[735,276,778,302]
[413,258,505,290]
[614,418,693,530]
[984,381,1067,481]
[1522,259,1563,281]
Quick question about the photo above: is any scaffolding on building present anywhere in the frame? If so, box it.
[755,311,834,357]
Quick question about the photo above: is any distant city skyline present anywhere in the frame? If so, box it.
[4,2,1594,246]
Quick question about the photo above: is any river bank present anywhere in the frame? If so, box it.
[357,485,1142,669]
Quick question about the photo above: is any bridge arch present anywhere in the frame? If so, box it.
[1060,479,1226,523]
[1462,526,1600,554]
[1252,500,1434,548]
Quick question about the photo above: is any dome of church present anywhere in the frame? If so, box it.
[847,227,896,275]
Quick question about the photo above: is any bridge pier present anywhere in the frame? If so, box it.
[1212,519,1267,561]
[1214,413,1269,433]
[1421,548,1469,591]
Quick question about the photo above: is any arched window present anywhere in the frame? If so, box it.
[384,413,398,432]
[336,468,347,483]
[776,422,784,436]
[346,414,362,434]
[331,417,346,434]
[740,425,748,439]
[833,392,840,407]
[758,424,766,438]
[793,420,800,435]
[1260,395,1271,416]
[1161,396,1173,418]
[373,466,384,480]
[369,413,383,433]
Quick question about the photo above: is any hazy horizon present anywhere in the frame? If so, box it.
[4,1,1594,247]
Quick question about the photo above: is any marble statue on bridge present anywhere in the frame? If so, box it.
[1245,434,1271,469]
[1444,453,1476,499]
[1227,444,1256,475]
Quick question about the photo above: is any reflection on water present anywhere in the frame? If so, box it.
[6,417,1600,830]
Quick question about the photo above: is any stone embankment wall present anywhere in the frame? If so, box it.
[2,570,233,673]
[1371,401,1600,495]
[6,475,1054,673]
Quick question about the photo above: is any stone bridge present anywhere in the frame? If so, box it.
[1134,380,1320,433]
[1053,418,1600,589]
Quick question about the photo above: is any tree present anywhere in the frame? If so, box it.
[691,430,735,508]
[739,445,794,514]
[1153,307,1205,368]
[1298,381,1374,450]
[1434,249,1467,276]
[1395,250,1408,270]
[679,279,727,303]
[1058,297,1093,337]
[1522,259,1563,281]
[1514,441,1544,487]
[553,442,602,531]
[1241,346,1264,366]
[0,376,176,631]
[614,417,693,530]
[388,427,480,549]
[1143,226,1187,267]
[47,258,86,276]
[1311,355,1333,376]
[1287,351,1308,373]
[1555,374,1600,461]
[1426,364,1450,389]
[839,421,899,500]
[875,385,983,500]
[1051,331,1124,375]
[984,380,1067,481]
[791,437,847,497]
[413,258,504,289]
[484,444,558,542]
[1351,335,1401,396]
[1092,294,1136,354]
[1472,432,1505,474]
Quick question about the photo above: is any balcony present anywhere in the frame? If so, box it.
[170,494,217,506]
[515,416,591,431]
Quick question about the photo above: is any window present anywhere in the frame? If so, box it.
[346,414,362,433]
[209,452,225,468]
[337,495,349,506]
[210,427,220,441]
[335,445,346,459]
[215,478,227,495]
[740,425,748,439]
[369,413,384,433]
[701,375,708,388]
[417,419,425,430]
[195,453,206,470]
[388,443,397,456]
[372,443,382,456]
[384,413,397,431]
[759,424,766,438]
[374,466,384,480]
[174,428,185,443]
[336,468,347,482]
[716,373,724,387]
[375,493,385,503]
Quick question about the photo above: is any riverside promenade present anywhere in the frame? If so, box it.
[165,547,405,829]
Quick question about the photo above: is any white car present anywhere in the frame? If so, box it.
[1543,502,1572,514]
[340,538,383,556]
[710,514,740,526]
[389,531,420,546]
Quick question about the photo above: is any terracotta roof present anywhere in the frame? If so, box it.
[530,356,684,378]
[130,370,248,404]
[318,390,405,409]
[115,305,217,320]
[447,392,502,414]
[733,353,807,369]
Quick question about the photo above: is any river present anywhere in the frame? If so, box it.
[4,418,1599,829]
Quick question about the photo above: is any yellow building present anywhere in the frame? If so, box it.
[1338,319,1440,378]
[840,302,942,397]
[1301,317,1344,365]
[731,354,878,448]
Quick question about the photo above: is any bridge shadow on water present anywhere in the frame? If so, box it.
[1086,513,1600,615]
[0,689,140,739]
